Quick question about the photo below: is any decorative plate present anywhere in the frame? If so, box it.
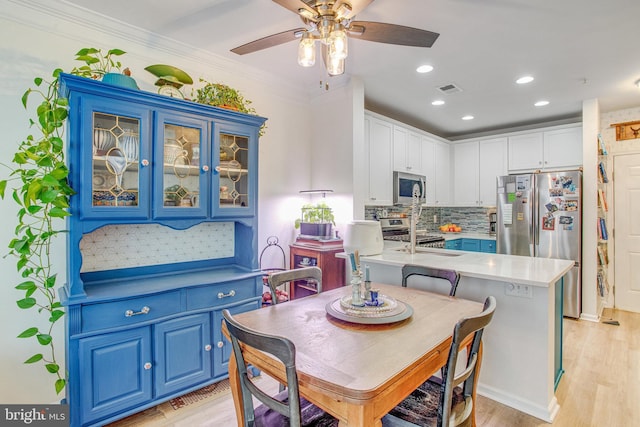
[326,296,413,324]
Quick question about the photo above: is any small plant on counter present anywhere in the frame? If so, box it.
[295,202,336,238]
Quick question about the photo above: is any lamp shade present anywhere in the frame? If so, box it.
[343,220,383,256]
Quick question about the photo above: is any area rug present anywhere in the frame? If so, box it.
[168,379,231,410]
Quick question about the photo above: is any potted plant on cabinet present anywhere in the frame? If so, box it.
[295,202,335,238]
[193,79,266,136]
[72,47,139,89]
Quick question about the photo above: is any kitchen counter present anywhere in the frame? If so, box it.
[338,243,571,423]
[359,241,573,287]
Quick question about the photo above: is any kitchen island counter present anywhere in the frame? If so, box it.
[340,243,571,423]
[358,243,573,287]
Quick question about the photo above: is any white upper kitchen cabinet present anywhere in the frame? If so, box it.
[393,125,423,174]
[453,141,479,206]
[422,136,436,205]
[508,125,582,172]
[453,137,507,206]
[365,114,394,205]
[478,137,508,206]
[434,140,452,206]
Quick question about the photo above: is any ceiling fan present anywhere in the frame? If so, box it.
[231,0,440,75]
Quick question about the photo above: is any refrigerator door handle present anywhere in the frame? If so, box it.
[533,174,540,253]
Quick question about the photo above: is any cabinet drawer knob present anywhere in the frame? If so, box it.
[140,159,149,167]
[204,344,212,351]
[217,290,236,299]
[143,362,152,370]
[217,341,224,348]
[202,165,210,172]
[125,306,150,317]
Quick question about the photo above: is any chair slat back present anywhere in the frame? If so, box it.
[401,264,460,296]
[222,309,302,427]
[268,266,323,304]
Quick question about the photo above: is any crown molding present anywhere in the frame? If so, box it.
[3,0,309,104]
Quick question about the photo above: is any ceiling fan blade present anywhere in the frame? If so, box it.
[348,21,440,47]
[272,0,318,20]
[339,0,374,19]
[231,28,307,55]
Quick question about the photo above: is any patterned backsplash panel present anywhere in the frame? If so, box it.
[80,222,235,272]
[365,206,493,233]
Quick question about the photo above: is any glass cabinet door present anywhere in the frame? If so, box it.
[155,113,208,219]
[216,125,256,217]
[218,133,248,208]
[92,112,141,208]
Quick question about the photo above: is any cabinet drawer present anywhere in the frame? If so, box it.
[480,240,496,253]
[82,291,182,333]
[186,279,256,310]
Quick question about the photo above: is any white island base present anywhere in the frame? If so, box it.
[342,246,573,422]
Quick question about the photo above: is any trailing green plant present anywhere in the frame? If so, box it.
[0,47,126,395]
[0,68,74,394]
[71,47,126,79]
[294,202,335,229]
[193,79,266,137]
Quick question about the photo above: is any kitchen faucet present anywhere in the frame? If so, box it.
[409,183,421,254]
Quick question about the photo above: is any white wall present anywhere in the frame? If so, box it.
[0,0,316,403]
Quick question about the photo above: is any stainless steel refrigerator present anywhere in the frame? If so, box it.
[496,171,582,318]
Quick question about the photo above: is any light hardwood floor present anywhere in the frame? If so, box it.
[108,308,639,426]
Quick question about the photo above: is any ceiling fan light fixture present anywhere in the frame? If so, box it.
[335,3,352,20]
[298,8,316,20]
[635,78,640,88]
[327,56,345,76]
[327,26,348,60]
[298,33,316,67]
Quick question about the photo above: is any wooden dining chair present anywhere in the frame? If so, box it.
[401,264,460,297]
[268,266,323,304]
[382,296,497,427]
[222,309,339,427]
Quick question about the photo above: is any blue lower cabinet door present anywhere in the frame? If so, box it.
[212,301,259,377]
[154,313,212,397]
[480,240,496,253]
[461,239,480,252]
[79,327,152,424]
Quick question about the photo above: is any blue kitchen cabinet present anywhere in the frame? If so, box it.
[480,239,496,253]
[154,313,212,398]
[78,327,153,425]
[461,239,481,252]
[60,74,266,426]
[445,239,462,250]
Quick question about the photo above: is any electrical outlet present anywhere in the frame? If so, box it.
[433,214,438,223]
[505,283,533,298]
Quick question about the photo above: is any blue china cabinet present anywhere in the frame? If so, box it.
[59,74,266,426]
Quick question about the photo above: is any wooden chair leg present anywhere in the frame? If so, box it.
[228,351,246,427]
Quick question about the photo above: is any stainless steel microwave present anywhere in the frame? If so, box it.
[393,171,426,205]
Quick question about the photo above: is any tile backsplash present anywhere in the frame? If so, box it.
[79,222,235,272]
[365,206,494,233]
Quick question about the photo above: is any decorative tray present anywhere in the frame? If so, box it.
[325,295,413,324]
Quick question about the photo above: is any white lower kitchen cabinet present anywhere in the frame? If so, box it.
[365,114,394,205]
[508,125,582,172]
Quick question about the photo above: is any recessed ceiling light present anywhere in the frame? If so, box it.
[516,76,534,84]
[534,100,550,107]
[431,100,445,106]
[462,115,474,121]
[416,65,434,73]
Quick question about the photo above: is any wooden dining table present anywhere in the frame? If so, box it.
[223,283,484,427]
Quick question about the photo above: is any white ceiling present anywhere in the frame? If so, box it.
[65,0,640,139]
